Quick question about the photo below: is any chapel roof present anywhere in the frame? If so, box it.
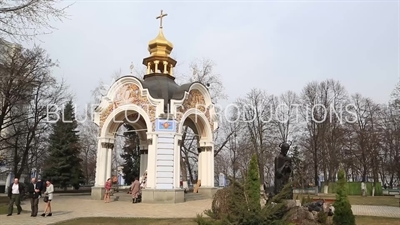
[139,10,198,113]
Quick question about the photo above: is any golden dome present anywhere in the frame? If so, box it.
[148,28,173,57]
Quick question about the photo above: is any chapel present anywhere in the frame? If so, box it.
[91,10,218,203]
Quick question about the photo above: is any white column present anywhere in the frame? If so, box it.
[146,133,157,189]
[173,134,182,188]
[106,146,112,180]
[210,145,215,187]
[140,150,148,177]
[203,147,214,187]
[94,141,107,186]
[203,148,209,186]
[154,60,160,73]
[198,148,203,184]
[198,146,214,187]
[163,61,168,74]
[147,62,151,74]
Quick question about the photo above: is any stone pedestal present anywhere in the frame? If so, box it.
[199,187,218,198]
[141,189,185,203]
[91,186,105,200]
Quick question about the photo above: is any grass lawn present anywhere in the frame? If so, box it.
[53,216,400,225]
[0,204,13,215]
[0,203,29,215]
[54,217,197,225]
[294,194,399,207]
[348,196,399,207]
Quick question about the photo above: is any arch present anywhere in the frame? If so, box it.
[108,113,148,142]
[178,108,213,143]
[171,82,218,133]
[107,76,144,100]
[101,104,152,138]
[188,82,213,107]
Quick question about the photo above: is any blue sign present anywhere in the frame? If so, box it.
[155,119,176,132]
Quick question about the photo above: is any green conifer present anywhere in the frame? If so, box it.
[333,168,355,225]
[43,100,84,190]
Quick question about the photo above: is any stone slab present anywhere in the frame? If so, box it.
[91,186,105,200]
[141,189,185,203]
[198,187,218,198]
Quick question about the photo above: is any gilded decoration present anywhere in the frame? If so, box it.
[177,89,213,131]
[99,83,156,129]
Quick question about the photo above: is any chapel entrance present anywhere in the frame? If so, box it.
[91,108,151,200]
[180,113,214,193]
[112,116,148,189]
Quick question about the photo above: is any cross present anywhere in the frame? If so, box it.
[130,62,134,74]
[156,10,168,29]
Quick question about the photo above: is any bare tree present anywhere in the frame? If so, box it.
[235,89,274,187]
[91,69,123,105]
[0,45,69,179]
[348,94,382,184]
[300,79,349,190]
[270,90,301,142]
[215,117,241,174]
[0,0,70,41]
[184,58,227,103]
[78,108,98,184]
[380,104,400,188]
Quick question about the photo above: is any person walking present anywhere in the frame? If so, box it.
[27,178,41,217]
[41,179,54,217]
[7,178,24,216]
[131,177,140,204]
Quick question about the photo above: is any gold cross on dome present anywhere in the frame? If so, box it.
[130,62,134,74]
[156,10,168,29]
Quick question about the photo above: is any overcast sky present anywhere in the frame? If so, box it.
[27,0,399,109]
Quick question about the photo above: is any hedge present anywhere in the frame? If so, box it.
[321,182,382,196]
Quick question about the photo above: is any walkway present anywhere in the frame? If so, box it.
[2,195,400,225]
[351,205,400,218]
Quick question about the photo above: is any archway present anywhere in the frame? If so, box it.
[178,108,214,195]
[111,113,148,188]
[92,105,152,200]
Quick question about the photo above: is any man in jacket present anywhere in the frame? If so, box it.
[36,178,44,197]
[27,177,41,217]
[7,178,24,216]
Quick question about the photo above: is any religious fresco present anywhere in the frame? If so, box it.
[176,89,214,131]
[99,83,156,130]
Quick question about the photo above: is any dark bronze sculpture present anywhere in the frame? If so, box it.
[274,142,293,199]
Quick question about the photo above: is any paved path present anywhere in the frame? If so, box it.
[2,195,210,225]
[2,195,400,225]
[351,205,400,218]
